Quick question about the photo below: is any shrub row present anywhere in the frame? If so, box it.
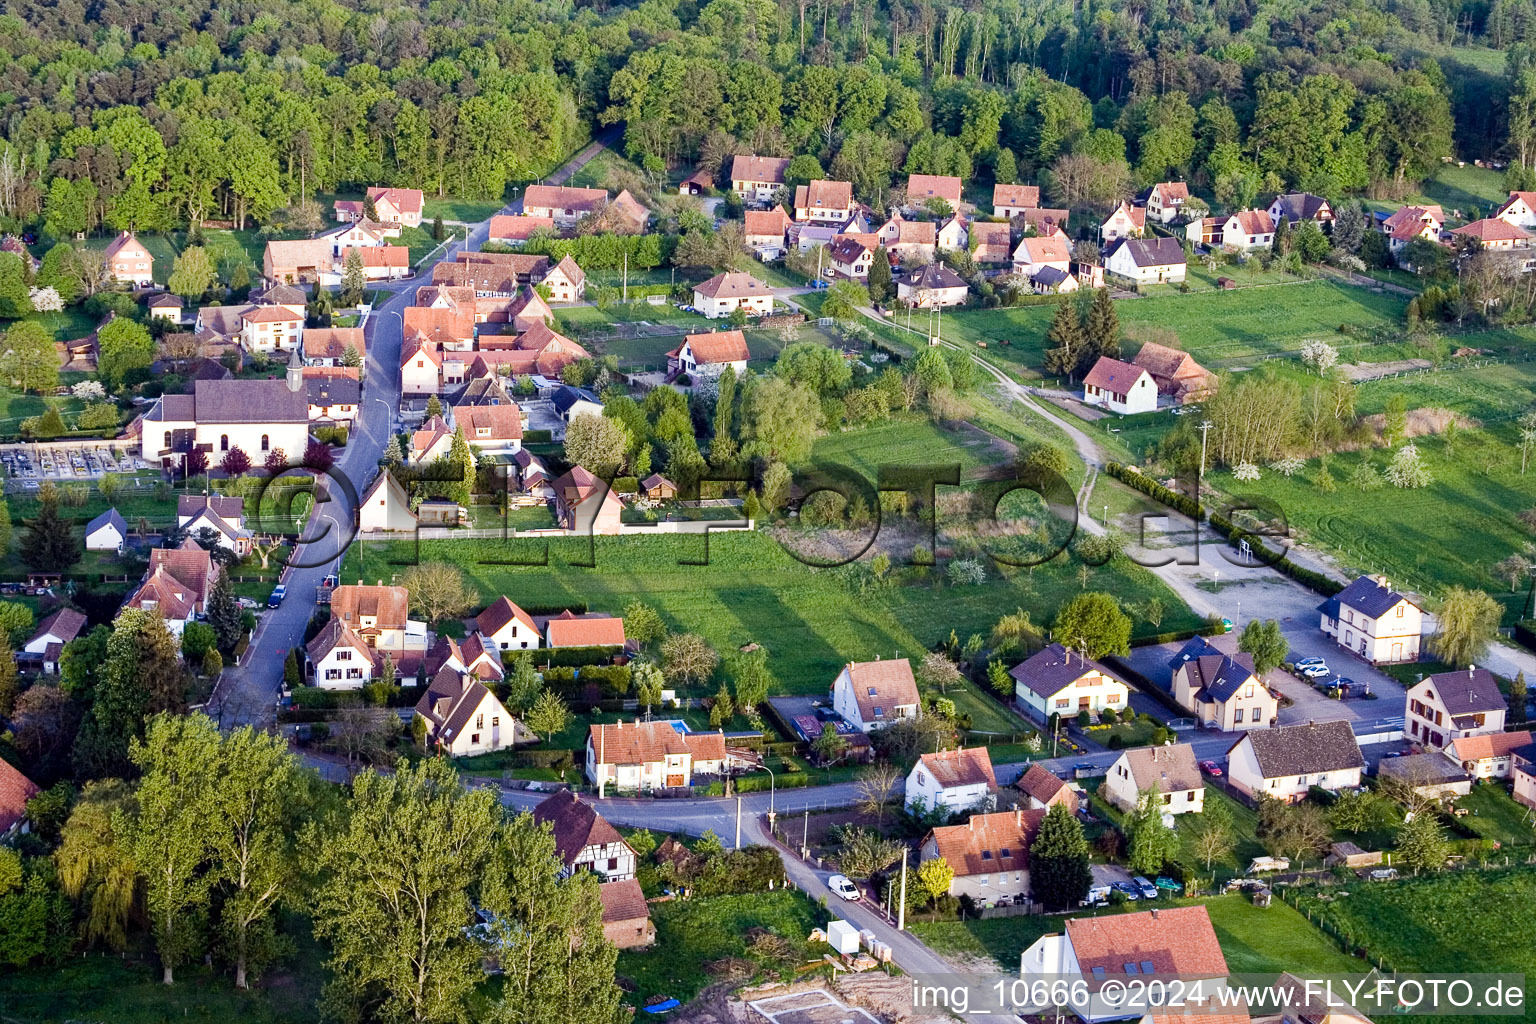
[539,644,623,668]
[509,748,576,771]
[540,663,631,695]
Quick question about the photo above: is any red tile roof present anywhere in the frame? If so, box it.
[303,327,366,361]
[684,330,750,365]
[524,184,607,214]
[331,584,411,631]
[918,747,996,789]
[452,402,524,442]
[793,180,854,213]
[597,877,651,925]
[0,759,40,834]
[367,186,424,216]
[476,596,539,638]
[1083,356,1152,393]
[1229,209,1274,236]
[488,214,556,241]
[730,155,791,185]
[744,207,792,237]
[589,719,691,766]
[545,610,627,648]
[926,809,1044,876]
[840,659,919,722]
[1452,218,1531,243]
[1448,730,1534,762]
[533,790,627,867]
[906,174,964,208]
[694,272,772,300]
[993,184,1041,209]
[1065,905,1228,979]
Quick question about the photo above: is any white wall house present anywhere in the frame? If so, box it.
[1317,575,1422,665]
[140,376,312,468]
[919,809,1044,904]
[831,659,921,732]
[307,618,379,690]
[532,790,639,881]
[904,748,996,816]
[1405,667,1506,751]
[415,668,515,756]
[692,272,773,319]
[1010,643,1129,725]
[1226,721,1364,803]
[1102,744,1206,818]
[586,720,727,794]
[475,596,543,652]
[1082,356,1157,415]
[84,509,127,553]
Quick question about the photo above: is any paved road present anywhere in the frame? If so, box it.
[209,131,622,728]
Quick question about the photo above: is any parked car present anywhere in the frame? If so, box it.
[1132,875,1159,900]
[1154,877,1183,893]
[267,584,287,608]
[1198,760,1223,777]
[1369,868,1399,881]
[1111,881,1140,901]
[1080,884,1111,907]
[1293,656,1326,669]
[827,874,861,901]
[1298,663,1331,679]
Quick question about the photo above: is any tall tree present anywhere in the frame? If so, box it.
[0,321,62,394]
[311,758,501,1024]
[1082,288,1120,362]
[1237,619,1288,674]
[205,571,244,654]
[1430,587,1501,668]
[20,495,78,573]
[167,246,215,300]
[1029,803,1091,910]
[75,609,186,779]
[1043,300,1085,379]
[1126,787,1179,876]
[1052,592,1132,658]
[96,318,155,391]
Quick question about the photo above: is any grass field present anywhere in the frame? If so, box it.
[1361,163,1510,223]
[1295,868,1536,1018]
[939,282,1409,380]
[423,196,506,223]
[615,891,829,1009]
[910,893,1365,975]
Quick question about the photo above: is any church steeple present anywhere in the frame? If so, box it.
[286,343,303,393]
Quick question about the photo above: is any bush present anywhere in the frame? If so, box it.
[292,687,341,709]
[541,645,623,667]
[314,425,350,446]
[524,429,553,444]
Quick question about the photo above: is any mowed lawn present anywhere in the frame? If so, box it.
[941,282,1408,379]
[911,894,1364,975]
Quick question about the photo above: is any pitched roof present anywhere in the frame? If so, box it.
[684,730,727,761]
[684,329,750,365]
[969,222,1012,261]
[331,584,411,631]
[609,190,649,230]
[453,402,523,442]
[1109,236,1185,268]
[918,747,996,789]
[1383,205,1442,241]
[33,607,87,646]
[1169,636,1259,704]
[103,231,147,261]
[793,180,854,212]
[1271,192,1329,222]
[641,473,676,492]
[1420,666,1506,716]
[589,719,692,765]
[1016,763,1071,805]
[1231,721,1364,778]
[994,183,1042,208]
[1229,209,1274,236]
[264,238,333,270]
[350,245,409,269]
[1065,905,1227,979]
[1016,235,1072,265]
[0,759,40,834]
[477,596,539,639]
[145,540,215,608]
[887,218,936,245]
[1107,201,1146,228]
[1117,743,1204,794]
[414,667,505,744]
[597,877,651,925]
[533,790,628,868]
[177,494,244,522]
[366,185,424,216]
[306,616,378,667]
[1151,181,1191,204]
[1452,218,1531,243]
[840,659,920,722]
[1326,576,1416,619]
[744,207,792,237]
[1083,355,1153,394]
[488,214,556,241]
[524,184,608,213]
[147,293,181,308]
[906,174,963,208]
[730,155,791,185]
[304,327,366,361]
[899,263,967,291]
[693,272,772,300]
[925,809,1044,877]
[191,379,308,424]
[1009,642,1117,698]
[545,610,627,648]
[1132,341,1203,382]
[1448,730,1534,763]
[86,508,127,538]
[411,414,453,457]
[551,385,601,414]
[829,236,874,266]
[1018,207,1070,235]
[402,305,475,347]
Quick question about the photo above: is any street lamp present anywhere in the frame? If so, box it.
[759,758,777,829]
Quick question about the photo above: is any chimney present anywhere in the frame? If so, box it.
[1150,908,1158,920]
[1469,665,1476,676]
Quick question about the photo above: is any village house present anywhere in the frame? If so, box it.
[831,658,921,732]
[239,304,305,355]
[452,402,524,458]
[1450,218,1532,252]
[1404,666,1506,751]
[122,539,218,637]
[1168,636,1278,732]
[1377,752,1470,802]
[1227,721,1365,802]
[476,596,542,652]
[877,215,938,263]
[992,183,1041,219]
[302,327,365,367]
[357,471,418,534]
[399,338,444,396]
[403,304,477,351]
[84,508,127,553]
[1103,236,1187,286]
[1019,906,1230,1023]
[1496,190,1536,230]
[1100,201,1146,244]
[597,880,656,950]
[668,329,750,378]
[334,186,424,228]
[586,719,727,794]
[522,184,609,227]
[0,759,41,842]
[937,213,968,251]
[409,415,455,464]
[552,385,603,436]
[1082,356,1158,415]
[140,374,311,468]
[1317,575,1422,665]
[641,474,677,501]
[1010,643,1130,725]
[1102,743,1206,817]
[433,251,587,304]
[744,206,792,256]
[1131,341,1214,405]
[1029,266,1078,295]
[904,747,996,816]
[792,179,856,224]
[828,234,876,279]
[147,293,183,323]
[1220,209,1275,252]
[896,263,969,308]
[262,238,334,286]
[1185,216,1224,248]
[1445,730,1533,781]
[905,174,964,213]
[178,494,252,557]
[1381,205,1443,255]
[606,189,650,234]
[1016,763,1079,814]
[1263,971,1378,1024]
[307,617,380,689]
[1018,207,1071,239]
[544,609,627,649]
[919,808,1044,904]
[551,464,626,535]
[22,607,87,675]
[730,155,792,203]
[319,219,395,251]
[691,272,774,319]
[425,632,504,682]
[486,214,556,246]
[1013,234,1072,280]
[415,666,516,755]
[329,583,428,654]
[533,790,638,881]
[968,222,1012,264]
[1267,192,1334,229]
[1142,182,1191,224]
[104,231,154,286]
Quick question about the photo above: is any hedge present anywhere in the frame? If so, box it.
[508,748,576,771]
[524,429,553,444]
[1132,622,1225,647]
[541,645,623,668]
[518,602,588,616]
[539,663,631,695]
[1514,619,1536,654]
[1104,462,1203,520]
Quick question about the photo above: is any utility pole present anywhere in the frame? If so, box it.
[1198,420,1213,481]
[734,795,742,850]
[897,848,908,931]
[802,809,810,859]
[622,251,628,304]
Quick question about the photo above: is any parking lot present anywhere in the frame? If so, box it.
[0,444,146,483]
